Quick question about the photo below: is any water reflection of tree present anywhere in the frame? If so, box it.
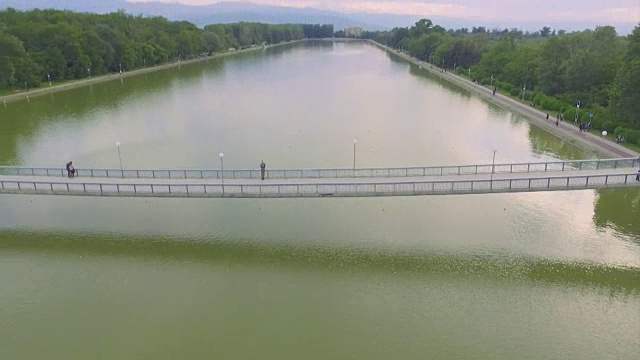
[385,49,405,64]
[593,189,640,241]
[0,57,229,164]
[386,47,588,162]
[527,125,585,160]
[408,63,467,91]
[302,40,334,50]
[2,231,638,293]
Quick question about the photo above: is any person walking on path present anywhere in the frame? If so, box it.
[636,168,640,181]
[260,161,266,180]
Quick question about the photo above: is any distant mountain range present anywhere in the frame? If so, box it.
[0,0,634,34]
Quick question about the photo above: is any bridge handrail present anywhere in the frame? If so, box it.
[2,172,637,197]
[0,171,636,186]
[1,158,638,180]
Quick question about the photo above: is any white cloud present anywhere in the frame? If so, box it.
[126,0,640,23]
[545,7,640,23]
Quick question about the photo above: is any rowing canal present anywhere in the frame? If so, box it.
[1,41,638,359]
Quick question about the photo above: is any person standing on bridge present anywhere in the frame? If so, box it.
[260,161,266,180]
[65,161,76,178]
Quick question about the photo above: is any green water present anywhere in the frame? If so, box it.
[1,41,638,359]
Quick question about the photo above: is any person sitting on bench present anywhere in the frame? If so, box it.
[66,161,76,178]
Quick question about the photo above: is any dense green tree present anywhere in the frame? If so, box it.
[502,42,540,89]
[407,33,442,60]
[609,25,640,131]
[561,27,624,106]
[540,26,552,37]
[365,18,640,139]
[0,8,330,91]
[302,24,334,38]
[476,38,515,78]
[536,36,569,95]
[0,31,40,87]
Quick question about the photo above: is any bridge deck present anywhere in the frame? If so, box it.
[2,158,638,181]
[1,168,638,198]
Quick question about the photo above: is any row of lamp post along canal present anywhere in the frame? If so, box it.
[112,142,502,194]
[42,63,127,87]
[33,61,155,90]
[490,78,609,139]
[486,75,592,130]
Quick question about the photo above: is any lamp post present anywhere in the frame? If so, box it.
[219,152,225,195]
[522,84,526,101]
[47,73,51,86]
[119,63,123,74]
[490,74,494,87]
[575,100,581,123]
[353,139,358,171]
[490,150,497,190]
[115,142,123,176]
[87,68,91,78]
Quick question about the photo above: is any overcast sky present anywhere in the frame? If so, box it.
[129,0,640,23]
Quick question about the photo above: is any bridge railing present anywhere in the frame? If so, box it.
[1,158,637,180]
[2,173,637,198]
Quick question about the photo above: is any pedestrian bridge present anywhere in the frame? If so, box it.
[0,158,638,198]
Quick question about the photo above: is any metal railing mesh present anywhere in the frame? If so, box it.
[1,173,637,198]
[1,158,637,180]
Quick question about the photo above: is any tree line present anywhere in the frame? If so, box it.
[0,8,333,91]
[2,8,638,145]
[356,20,640,144]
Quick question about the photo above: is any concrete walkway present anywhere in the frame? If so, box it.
[0,167,636,186]
[0,168,635,186]
[1,168,638,199]
[3,158,637,181]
